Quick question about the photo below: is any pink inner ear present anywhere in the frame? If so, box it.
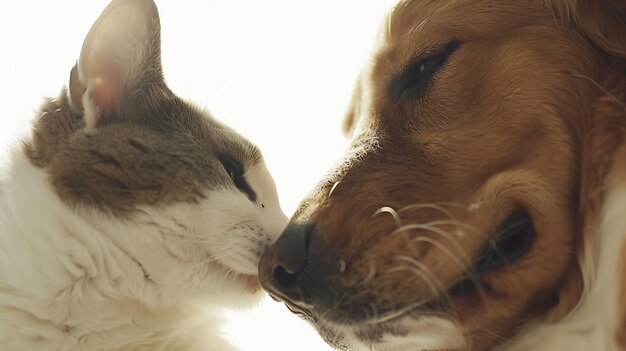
[84,61,123,113]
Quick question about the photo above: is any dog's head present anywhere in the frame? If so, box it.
[260,0,626,349]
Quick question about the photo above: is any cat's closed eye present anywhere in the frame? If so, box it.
[221,157,243,182]
[220,157,257,202]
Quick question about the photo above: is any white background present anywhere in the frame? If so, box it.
[0,1,395,350]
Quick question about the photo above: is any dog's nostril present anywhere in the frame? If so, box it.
[259,223,315,301]
[273,265,298,289]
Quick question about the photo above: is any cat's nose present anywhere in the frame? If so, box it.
[259,223,314,303]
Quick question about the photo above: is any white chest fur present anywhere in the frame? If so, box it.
[0,154,253,351]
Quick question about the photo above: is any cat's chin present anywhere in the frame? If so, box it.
[220,277,265,308]
[232,273,261,295]
[208,261,265,306]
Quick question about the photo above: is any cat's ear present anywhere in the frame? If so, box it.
[69,0,164,129]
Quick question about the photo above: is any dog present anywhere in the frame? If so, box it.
[259,0,626,350]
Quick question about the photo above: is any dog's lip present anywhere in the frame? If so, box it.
[269,210,536,340]
[345,312,463,351]
[268,292,313,318]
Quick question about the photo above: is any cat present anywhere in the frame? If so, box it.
[0,0,288,350]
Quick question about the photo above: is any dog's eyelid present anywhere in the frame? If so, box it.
[407,41,461,66]
[389,41,462,101]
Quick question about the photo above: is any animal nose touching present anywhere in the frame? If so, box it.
[259,223,314,307]
[260,221,360,325]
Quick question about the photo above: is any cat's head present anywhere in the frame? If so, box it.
[25,0,287,306]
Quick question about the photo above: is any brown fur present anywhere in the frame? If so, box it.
[24,90,261,216]
[22,0,263,217]
[25,61,260,217]
[262,0,626,349]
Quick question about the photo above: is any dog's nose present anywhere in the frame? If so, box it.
[259,223,314,303]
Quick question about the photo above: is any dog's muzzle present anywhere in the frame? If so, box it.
[259,223,314,315]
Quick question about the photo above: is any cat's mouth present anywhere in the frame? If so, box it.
[238,274,261,293]
[209,259,261,293]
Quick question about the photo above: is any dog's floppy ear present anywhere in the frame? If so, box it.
[608,145,626,350]
[343,78,362,138]
[543,0,626,58]
[618,240,626,349]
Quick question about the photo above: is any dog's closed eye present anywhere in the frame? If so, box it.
[389,41,460,101]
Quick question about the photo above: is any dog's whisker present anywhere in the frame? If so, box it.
[373,206,403,228]
[411,236,489,307]
[356,260,378,287]
[424,219,497,247]
[398,203,458,219]
[368,302,380,324]
[328,181,340,196]
[424,219,480,233]
[390,223,476,265]
[390,255,456,316]
[569,74,626,111]
[379,269,438,323]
